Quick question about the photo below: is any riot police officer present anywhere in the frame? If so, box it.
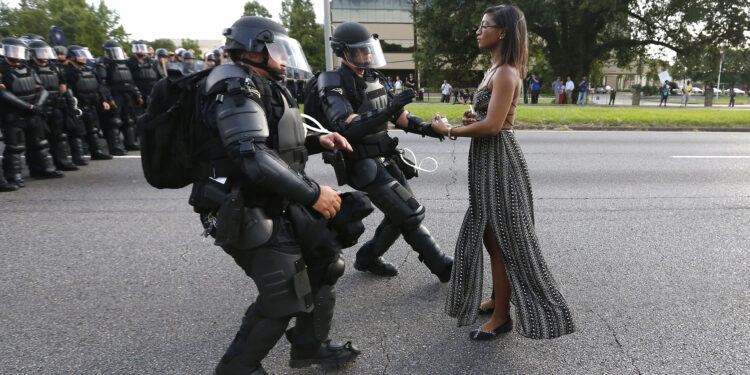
[315,22,453,281]
[126,41,160,105]
[193,17,360,374]
[154,48,169,78]
[181,51,197,74]
[206,53,218,68]
[1,37,64,184]
[63,45,113,161]
[27,39,79,171]
[98,40,143,154]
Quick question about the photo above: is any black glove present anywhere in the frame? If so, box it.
[387,88,416,114]
[405,113,444,141]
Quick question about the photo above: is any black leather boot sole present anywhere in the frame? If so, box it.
[30,170,64,179]
[353,257,398,277]
[91,152,113,160]
[289,340,361,369]
[0,183,19,192]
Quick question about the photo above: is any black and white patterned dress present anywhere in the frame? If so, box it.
[445,83,576,339]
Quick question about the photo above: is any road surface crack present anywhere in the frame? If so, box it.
[379,334,391,375]
[445,141,458,197]
[593,309,643,375]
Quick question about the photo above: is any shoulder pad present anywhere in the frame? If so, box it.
[204,64,250,95]
[318,71,343,89]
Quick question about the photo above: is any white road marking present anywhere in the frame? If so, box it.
[671,156,750,158]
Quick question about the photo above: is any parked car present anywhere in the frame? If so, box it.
[713,88,722,95]
[594,85,612,93]
[724,88,745,95]
[690,87,704,95]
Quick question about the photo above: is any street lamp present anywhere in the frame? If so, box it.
[716,46,724,99]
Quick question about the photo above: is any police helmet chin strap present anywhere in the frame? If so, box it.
[398,147,439,173]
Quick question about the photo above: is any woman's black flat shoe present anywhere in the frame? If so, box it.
[469,318,513,341]
[478,306,494,315]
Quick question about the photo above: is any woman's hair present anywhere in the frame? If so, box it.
[484,5,528,78]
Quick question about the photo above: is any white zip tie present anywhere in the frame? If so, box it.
[399,147,439,173]
[301,113,332,134]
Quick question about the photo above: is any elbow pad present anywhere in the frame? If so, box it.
[0,87,34,112]
[318,74,353,133]
[215,90,269,147]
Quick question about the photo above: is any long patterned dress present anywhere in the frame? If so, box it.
[445,83,575,339]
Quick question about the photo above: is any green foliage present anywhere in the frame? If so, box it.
[180,38,203,59]
[280,0,324,72]
[151,38,176,52]
[414,0,750,85]
[0,0,128,56]
[243,1,271,18]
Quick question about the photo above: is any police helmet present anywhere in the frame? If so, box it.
[67,45,94,63]
[102,40,126,61]
[155,48,168,58]
[222,16,311,74]
[132,40,149,55]
[21,33,46,42]
[182,51,195,60]
[175,47,185,57]
[54,45,68,56]
[28,39,56,61]
[331,22,386,69]
[2,37,29,62]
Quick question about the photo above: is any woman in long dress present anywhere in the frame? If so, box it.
[431,5,575,341]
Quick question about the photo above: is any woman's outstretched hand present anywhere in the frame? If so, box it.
[430,112,450,136]
[462,110,477,125]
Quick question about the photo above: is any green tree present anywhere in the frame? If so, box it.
[415,0,750,84]
[280,0,324,72]
[180,38,203,58]
[0,0,128,56]
[151,38,176,51]
[243,1,271,17]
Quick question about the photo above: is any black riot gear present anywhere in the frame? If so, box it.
[330,22,386,69]
[27,40,56,62]
[155,48,168,58]
[98,42,143,153]
[195,18,361,374]
[2,37,28,64]
[311,27,452,281]
[126,51,160,103]
[102,40,126,61]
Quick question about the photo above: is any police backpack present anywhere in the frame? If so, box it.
[137,69,213,189]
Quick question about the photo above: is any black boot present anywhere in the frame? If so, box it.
[289,340,361,369]
[53,134,79,171]
[105,128,126,156]
[69,137,88,166]
[354,220,400,277]
[123,125,140,151]
[0,163,18,191]
[27,139,64,179]
[403,225,453,282]
[214,304,290,375]
[3,145,25,188]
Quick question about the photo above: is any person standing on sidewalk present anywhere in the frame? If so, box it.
[552,77,563,104]
[576,76,589,105]
[729,87,736,107]
[530,74,540,104]
[564,76,574,104]
[681,81,692,107]
[609,87,617,105]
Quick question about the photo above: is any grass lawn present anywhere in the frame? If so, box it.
[404,103,750,128]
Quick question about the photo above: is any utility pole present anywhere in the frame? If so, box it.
[412,0,419,88]
[716,46,724,99]
[324,0,333,71]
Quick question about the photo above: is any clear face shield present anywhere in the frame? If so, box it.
[3,44,27,60]
[72,48,94,64]
[343,36,386,69]
[107,46,126,60]
[132,43,148,55]
[264,34,313,77]
[33,46,56,61]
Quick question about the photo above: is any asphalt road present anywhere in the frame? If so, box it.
[1,131,749,375]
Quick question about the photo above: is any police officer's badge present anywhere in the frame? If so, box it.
[331,88,344,95]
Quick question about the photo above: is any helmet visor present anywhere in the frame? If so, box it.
[265,35,312,75]
[108,46,126,60]
[33,46,56,60]
[343,37,386,68]
[72,48,94,61]
[132,43,148,54]
[4,44,27,60]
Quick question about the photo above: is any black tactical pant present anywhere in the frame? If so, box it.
[44,103,75,169]
[215,217,344,373]
[106,91,139,151]
[1,112,57,182]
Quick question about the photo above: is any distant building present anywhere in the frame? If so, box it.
[331,0,415,81]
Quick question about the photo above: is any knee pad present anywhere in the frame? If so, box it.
[109,115,123,129]
[323,255,345,286]
[400,208,425,233]
[367,180,424,227]
[3,127,26,147]
[246,247,314,318]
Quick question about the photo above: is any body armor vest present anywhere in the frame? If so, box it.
[73,66,100,103]
[131,60,159,88]
[33,64,60,100]
[275,95,308,173]
[7,66,38,103]
[107,61,135,92]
